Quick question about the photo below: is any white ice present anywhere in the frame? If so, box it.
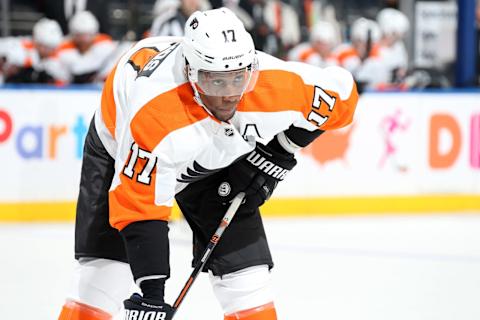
[1,213,480,320]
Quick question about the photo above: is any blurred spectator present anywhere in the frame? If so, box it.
[287,20,338,67]
[382,0,399,10]
[333,17,383,91]
[149,0,210,37]
[38,0,110,36]
[239,0,300,57]
[57,11,117,83]
[376,8,410,86]
[2,18,67,84]
[263,0,300,56]
[238,0,271,52]
[0,38,18,84]
[222,0,255,31]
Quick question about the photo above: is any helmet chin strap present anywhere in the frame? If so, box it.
[188,76,215,118]
[184,62,212,115]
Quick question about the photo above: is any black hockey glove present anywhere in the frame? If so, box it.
[221,141,297,212]
[123,293,174,320]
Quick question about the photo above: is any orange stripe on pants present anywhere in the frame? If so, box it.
[58,300,112,320]
[224,302,277,320]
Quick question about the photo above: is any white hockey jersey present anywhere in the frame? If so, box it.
[287,42,338,68]
[57,34,117,83]
[94,37,358,230]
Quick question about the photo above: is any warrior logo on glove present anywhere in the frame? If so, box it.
[246,146,290,181]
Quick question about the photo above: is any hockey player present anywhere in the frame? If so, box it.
[3,18,66,84]
[58,7,358,320]
[56,11,116,83]
[333,17,383,91]
[287,20,339,67]
[376,8,410,87]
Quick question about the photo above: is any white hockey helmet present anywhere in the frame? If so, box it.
[33,18,63,48]
[69,11,99,35]
[182,7,258,97]
[351,18,381,43]
[310,21,338,46]
[377,8,410,37]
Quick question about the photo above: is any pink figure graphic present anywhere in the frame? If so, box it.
[471,114,480,169]
[378,109,411,171]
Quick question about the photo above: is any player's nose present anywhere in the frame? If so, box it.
[223,95,240,103]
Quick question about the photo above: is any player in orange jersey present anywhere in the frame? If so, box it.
[58,7,358,320]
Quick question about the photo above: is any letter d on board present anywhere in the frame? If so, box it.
[429,114,461,168]
[471,114,480,168]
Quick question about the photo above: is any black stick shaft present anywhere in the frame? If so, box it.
[171,192,246,317]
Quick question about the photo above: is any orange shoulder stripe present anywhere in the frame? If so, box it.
[336,47,358,65]
[20,40,34,68]
[100,65,118,139]
[94,33,113,44]
[298,47,316,62]
[241,69,309,114]
[57,40,76,51]
[21,39,35,50]
[130,83,208,151]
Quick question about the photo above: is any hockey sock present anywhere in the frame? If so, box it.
[224,302,277,320]
[58,300,112,320]
[140,278,166,301]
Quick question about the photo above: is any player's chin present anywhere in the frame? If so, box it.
[214,108,236,122]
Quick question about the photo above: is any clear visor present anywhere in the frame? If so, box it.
[195,64,258,97]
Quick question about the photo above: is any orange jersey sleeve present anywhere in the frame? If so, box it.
[242,54,358,132]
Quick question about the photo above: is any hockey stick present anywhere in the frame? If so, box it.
[171,192,246,317]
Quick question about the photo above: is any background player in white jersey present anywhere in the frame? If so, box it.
[376,8,410,86]
[287,20,339,67]
[2,18,66,84]
[56,10,117,84]
[58,7,358,320]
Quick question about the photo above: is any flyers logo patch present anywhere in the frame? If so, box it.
[127,47,159,74]
[127,43,179,78]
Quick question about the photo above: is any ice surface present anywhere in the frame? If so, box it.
[1,213,480,320]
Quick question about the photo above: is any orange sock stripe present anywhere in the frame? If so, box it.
[224,302,277,320]
[58,300,112,320]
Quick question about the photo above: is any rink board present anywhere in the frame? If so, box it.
[0,87,479,220]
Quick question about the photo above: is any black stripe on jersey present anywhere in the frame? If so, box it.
[186,166,203,177]
[177,161,222,183]
[193,161,213,173]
